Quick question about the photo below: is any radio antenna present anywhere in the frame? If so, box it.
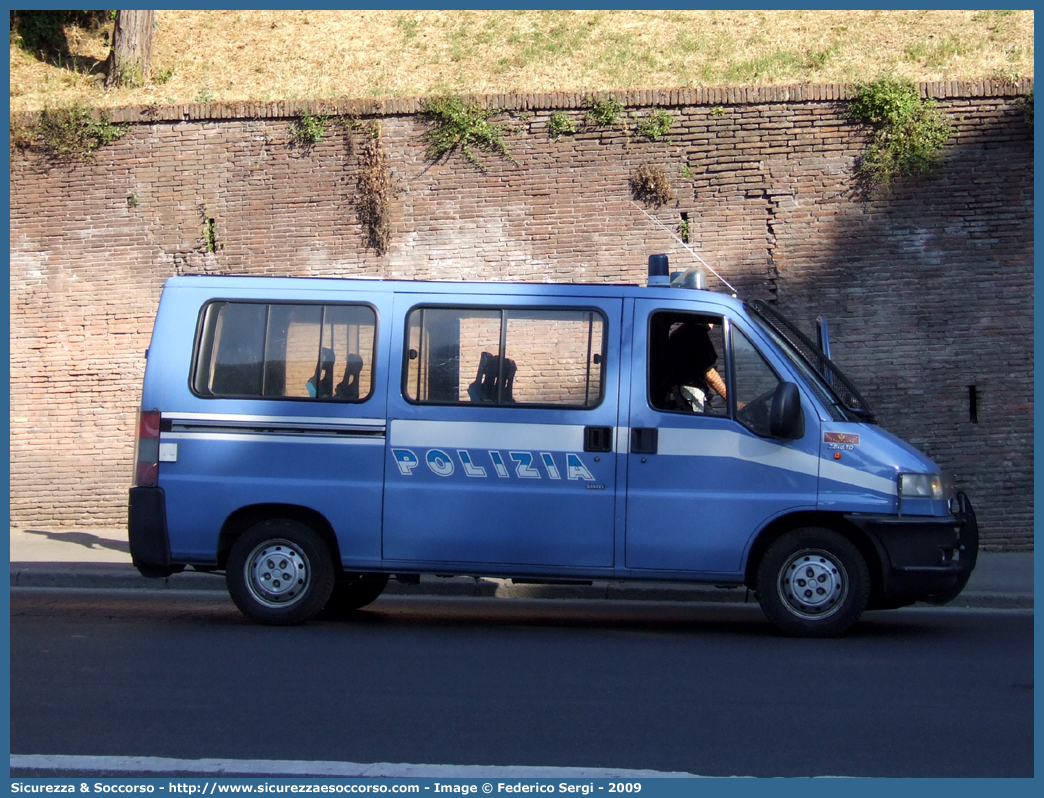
[629,201,738,296]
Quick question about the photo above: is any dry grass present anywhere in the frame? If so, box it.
[9,10,1034,114]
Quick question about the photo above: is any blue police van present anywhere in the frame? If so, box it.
[129,255,978,636]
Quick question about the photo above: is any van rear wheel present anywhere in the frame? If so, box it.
[322,573,390,618]
[226,519,335,625]
[756,528,870,637]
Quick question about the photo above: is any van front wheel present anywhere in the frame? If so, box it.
[756,528,870,637]
[226,520,335,625]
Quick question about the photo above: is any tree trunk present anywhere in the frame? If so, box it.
[105,10,155,88]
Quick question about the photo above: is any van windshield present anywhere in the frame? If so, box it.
[745,300,876,424]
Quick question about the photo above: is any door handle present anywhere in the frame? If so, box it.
[583,426,613,453]
[631,427,658,455]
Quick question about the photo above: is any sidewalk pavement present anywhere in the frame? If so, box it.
[9,527,1034,609]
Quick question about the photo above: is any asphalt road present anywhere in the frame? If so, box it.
[10,589,1034,778]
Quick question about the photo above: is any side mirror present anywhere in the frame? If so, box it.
[769,382,805,441]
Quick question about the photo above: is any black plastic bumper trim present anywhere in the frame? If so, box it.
[844,510,976,603]
[128,487,175,578]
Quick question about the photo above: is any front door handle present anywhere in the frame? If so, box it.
[584,426,613,453]
[631,427,658,455]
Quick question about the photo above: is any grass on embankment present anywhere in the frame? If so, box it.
[9,9,1034,114]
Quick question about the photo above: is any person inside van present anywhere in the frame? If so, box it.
[307,347,336,399]
[663,321,727,413]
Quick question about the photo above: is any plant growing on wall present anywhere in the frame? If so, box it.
[630,164,674,207]
[357,122,392,255]
[10,121,33,155]
[202,217,219,253]
[198,206,221,254]
[547,110,577,139]
[848,77,953,191]
[289,111,329,149]
[586,95,623,127]
[422,95,516,169]
[635,108,673,142]
[1019,90,1033,128]
[18,103,128,162]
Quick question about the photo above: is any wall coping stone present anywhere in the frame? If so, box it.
[11,79,1034,126]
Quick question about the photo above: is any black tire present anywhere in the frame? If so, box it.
[756,528,870,637]
[226,519,336,625]
[322,573,390,618]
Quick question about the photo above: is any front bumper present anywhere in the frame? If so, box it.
[845,492,979,607]
[128,486,177,578]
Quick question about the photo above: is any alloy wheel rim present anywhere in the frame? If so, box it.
[777,547,848,620]
[244,538,310,608]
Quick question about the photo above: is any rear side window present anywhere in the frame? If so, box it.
[404,306,606,408]
[193,301,377,402]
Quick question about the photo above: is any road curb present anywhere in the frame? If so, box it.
[9,563,1032,609]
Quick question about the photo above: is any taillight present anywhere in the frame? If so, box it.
[133,409,161,487]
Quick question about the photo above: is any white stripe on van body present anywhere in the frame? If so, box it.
[656,427,819,477]
[656,427,897,496]
[820,457,898,496]
[390,419,589,452]
[391,421,897,496]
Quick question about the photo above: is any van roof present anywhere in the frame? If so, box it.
[163,274,745,310]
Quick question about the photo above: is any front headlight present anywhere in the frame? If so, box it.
[899,472,945,500]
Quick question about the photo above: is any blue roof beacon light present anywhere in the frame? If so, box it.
[647,253,670,286]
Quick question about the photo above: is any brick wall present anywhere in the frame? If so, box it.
[9,80,1034,548]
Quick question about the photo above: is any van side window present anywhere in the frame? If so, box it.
[404,307,606,408]
[732,327,783,437]
[193,302,377,402]
[648,311,728,416]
